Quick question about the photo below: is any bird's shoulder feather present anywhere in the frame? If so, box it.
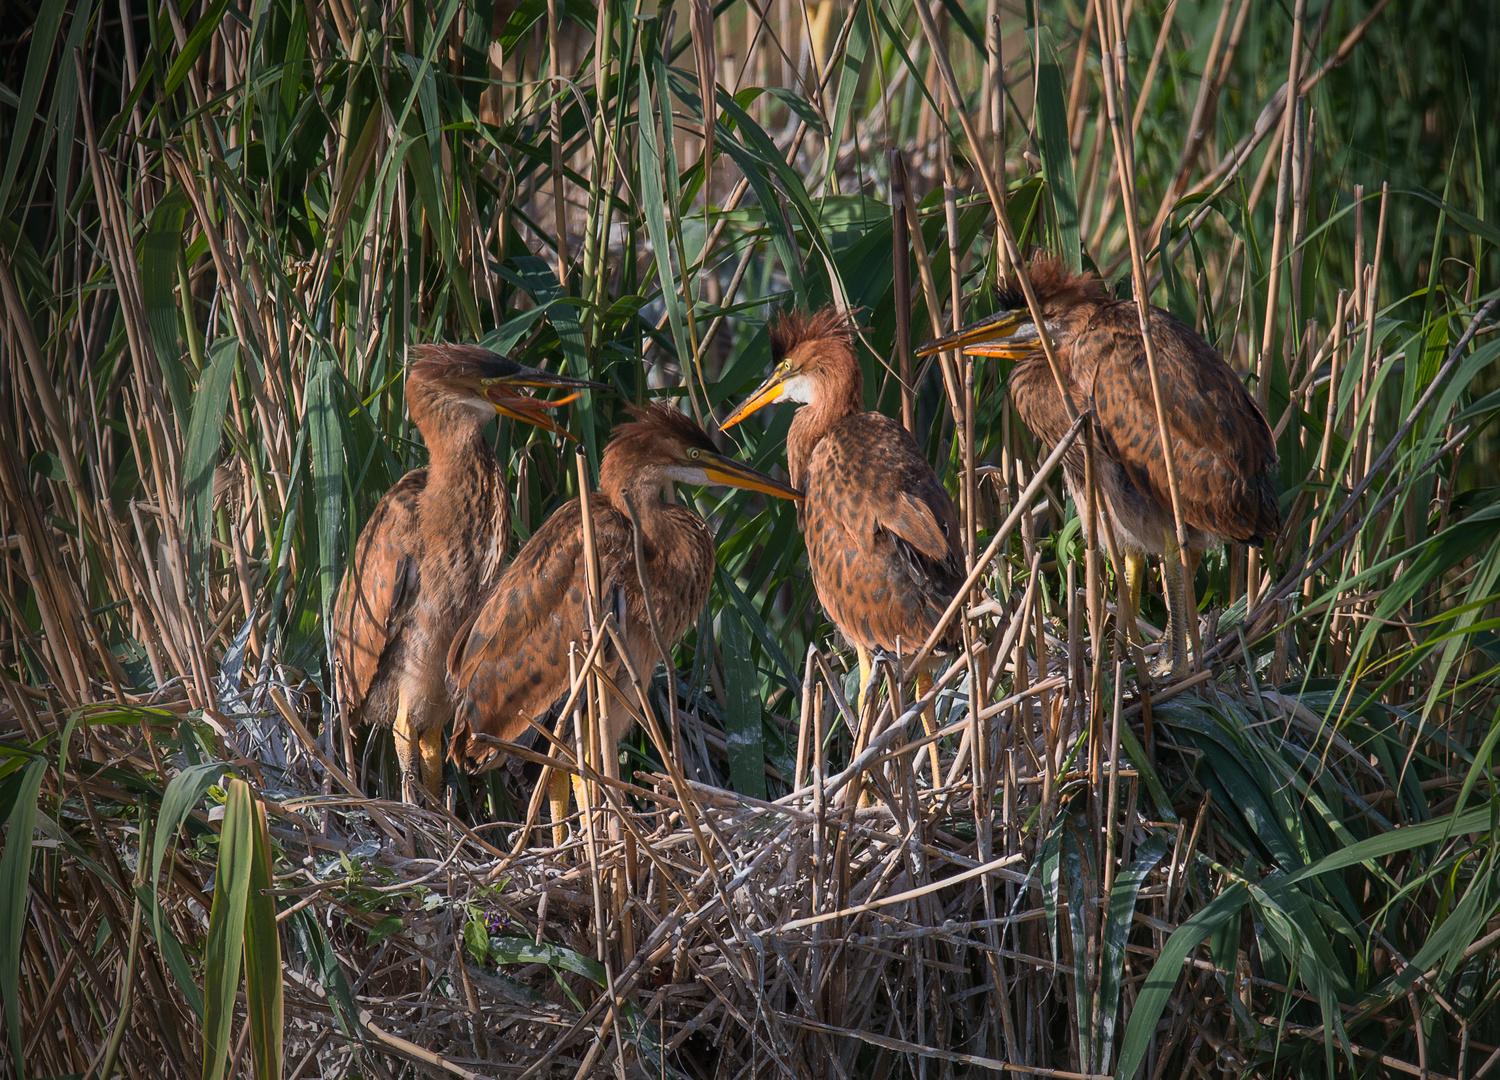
[812,412,960,565]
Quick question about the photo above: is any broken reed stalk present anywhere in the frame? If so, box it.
[891,149,916,433]
[1093,0,1196,652]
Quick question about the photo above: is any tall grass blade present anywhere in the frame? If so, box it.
[1032,26,1080,270]
[184,339,239,598]
[143,190,194,423]
[202,778,255,1080]
[308,359,347,623]
[1097,830,1171,1067]
[1113,882,1249,1080]
[638,43,693,373]
[0,756,45,1080]
[0,0,65,214]
[241,789,282,1080]
[719,608,766,800]
[148,762,225,1020]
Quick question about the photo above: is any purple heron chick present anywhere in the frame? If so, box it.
[920,257,1280,677]
[446,402,802,843]
[332,345,601,803]
[721,310,963,770]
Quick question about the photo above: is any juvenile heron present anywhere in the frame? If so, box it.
[921,256,1280,676]
[721,310,963,772]
[446,402,802,843]
[332,345,600,803]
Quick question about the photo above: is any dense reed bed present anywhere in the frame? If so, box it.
[0,0,1497,1076]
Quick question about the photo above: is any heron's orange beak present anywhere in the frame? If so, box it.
[487,386,581,443]
[916,310,1034,359]
[695,450,804,501]
[720,369,791,432]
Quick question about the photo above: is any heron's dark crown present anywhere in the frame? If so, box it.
[997,255,1108,319]
[608,401,717,462]
[409,343,521,382]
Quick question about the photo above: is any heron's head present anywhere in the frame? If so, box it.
[915,256,1106,361]
[603,402,803,502]
[408,344,605,440]
[720,308,859,430]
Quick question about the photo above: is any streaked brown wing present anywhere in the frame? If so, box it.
[448,500,638,767]
[333,470,427,720]
[807,413,964,652]
[1089,302,1281,542]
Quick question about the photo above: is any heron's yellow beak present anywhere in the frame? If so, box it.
[720,370,791,431]
[696,451,804,501]
[916,310,1033,359]
[487,386,581,443]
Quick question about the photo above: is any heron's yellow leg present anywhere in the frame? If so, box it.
[418,725,443,799]
[1123,552,1147,646]
[853,645,876,809]
[1185,548,1203,664]
[856,644,874,719]
[548,769,572,848]
[392,694,418,803]
[1157,532,1192,679]
[914,670,942,786]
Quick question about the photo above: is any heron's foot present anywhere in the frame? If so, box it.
[1147,653,1190,681]
[400,765,432,808]
[1148,624,1191,681]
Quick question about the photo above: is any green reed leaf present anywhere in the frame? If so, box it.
[0,756,45,1080]
[202,779,255,1080]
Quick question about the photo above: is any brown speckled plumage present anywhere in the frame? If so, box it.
[333,347,511,740]
[331,343,592,798]
[1001,257,1280,556]
[928,255,1281,676]
[771,310,964,659]
[447,404,761,770]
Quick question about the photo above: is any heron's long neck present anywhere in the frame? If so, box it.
[787,350,862,490]
[407,381,494,490]
[599,454,678,550]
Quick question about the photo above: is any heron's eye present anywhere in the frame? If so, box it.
[688,448,701,460]
[480,377,500,386]
[779,360,793,375]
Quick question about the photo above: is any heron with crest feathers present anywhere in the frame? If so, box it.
[921,256,1281,676]
[721,309,964,778]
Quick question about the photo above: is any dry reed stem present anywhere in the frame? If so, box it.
[1094,0,1196,630]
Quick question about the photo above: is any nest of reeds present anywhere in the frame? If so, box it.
[179,570,1292,1080]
